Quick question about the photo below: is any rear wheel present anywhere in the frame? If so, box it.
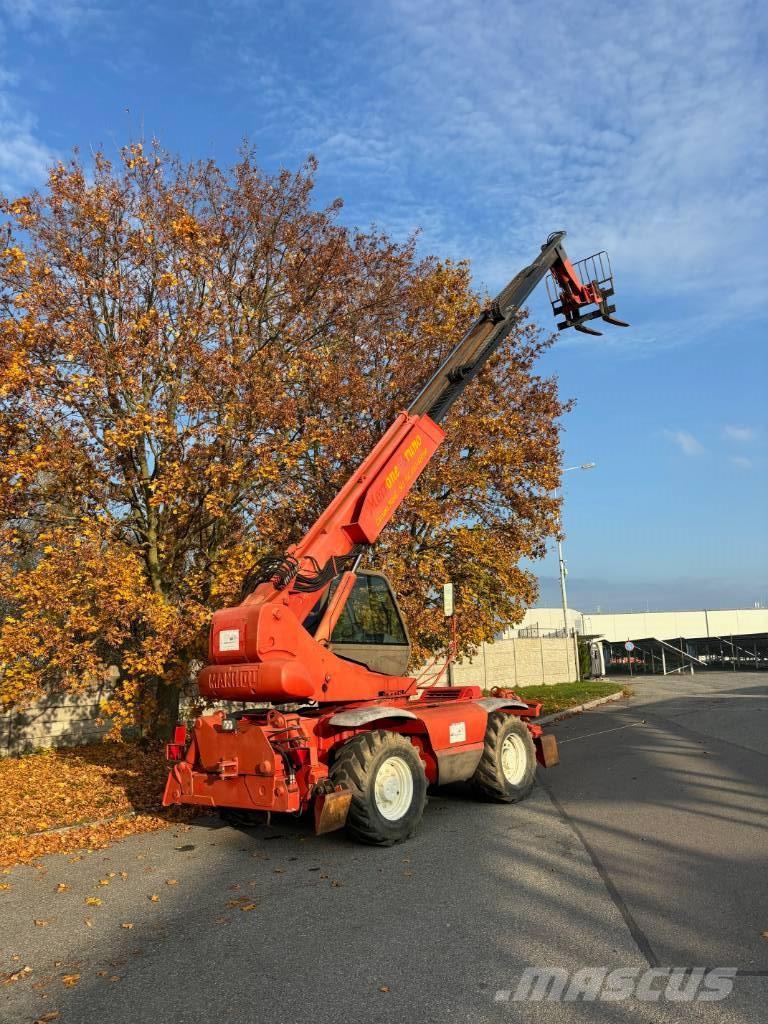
[330,730,427,845]
[472,713,536,802]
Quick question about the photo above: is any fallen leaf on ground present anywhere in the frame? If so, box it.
[149,894,159,902]
[4,965,32,984]
[33,919,49,927]
[96,971,108,977]
[109,976,121,983]
[761,930,768,941]
[119,871,128,879]
[165,879,178,886]
[85,896,102,906]
[330,880,342,888]
[0,742,204,868]
[379,985,390,993]
[98,879,110,886]
[55,884,69,893]
[240,903,257,912]
[33,1012,60,1023]
[121,922,134,929]
[0,883,10,890]
[84,918,93,927]
[61,974,80,987]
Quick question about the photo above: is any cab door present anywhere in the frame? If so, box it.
[328,571,412,676]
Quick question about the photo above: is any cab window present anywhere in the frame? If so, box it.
[331,574,407,646]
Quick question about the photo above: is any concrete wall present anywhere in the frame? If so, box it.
[0,685,237,756]
[438,634,579,690]
[0,684,113,757]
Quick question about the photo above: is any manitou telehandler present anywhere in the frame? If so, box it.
[163,232,628,844]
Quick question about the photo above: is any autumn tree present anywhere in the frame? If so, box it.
[0,142,564,737]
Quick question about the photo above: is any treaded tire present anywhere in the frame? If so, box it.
[471,713,536,803]
[330,730,428,846]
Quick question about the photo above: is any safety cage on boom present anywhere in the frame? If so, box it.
[546,250,627,336]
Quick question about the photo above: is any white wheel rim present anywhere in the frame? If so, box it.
[500,732,528,785]
[373,755,414,821]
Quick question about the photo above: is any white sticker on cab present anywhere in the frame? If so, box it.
[218,628,240,652]
[449,721,466,744]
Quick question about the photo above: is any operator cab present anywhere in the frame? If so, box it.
[303,570,411,676]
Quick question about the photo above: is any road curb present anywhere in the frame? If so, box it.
[535,689,626,726]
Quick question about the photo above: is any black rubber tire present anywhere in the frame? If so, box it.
[330,730,428,846]
[471,713,537,803]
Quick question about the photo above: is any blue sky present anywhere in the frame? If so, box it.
[1,0,766,611]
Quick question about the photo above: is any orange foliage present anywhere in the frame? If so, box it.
[0,741,196,867]
[0,140,565,733]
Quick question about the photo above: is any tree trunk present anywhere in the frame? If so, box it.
[152,678,181,741]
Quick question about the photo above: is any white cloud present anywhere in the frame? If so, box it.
[723,425,755,443]
[730,455,752,469]
[0,1,79,194]
[377,0,766,297]
[214,0,767,347]
[664,430,704,457]
[0,94,54,192]
[0,0,94,33]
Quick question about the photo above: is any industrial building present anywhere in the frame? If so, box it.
[503,606,768,675]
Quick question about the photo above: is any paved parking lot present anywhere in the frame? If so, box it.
[2,671,766,1023]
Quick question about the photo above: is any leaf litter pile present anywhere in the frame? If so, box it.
[0,741,203,867]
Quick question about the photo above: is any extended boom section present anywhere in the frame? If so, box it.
[409,231,628,423]
[163,231,627,844]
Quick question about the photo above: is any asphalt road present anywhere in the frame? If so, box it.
[2,671,766,1024]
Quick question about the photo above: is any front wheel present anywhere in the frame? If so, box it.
[330,730,428,845]
[472,713,537,803]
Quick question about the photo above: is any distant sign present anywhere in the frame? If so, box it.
[624,641,635,652]
[442,582,454,618]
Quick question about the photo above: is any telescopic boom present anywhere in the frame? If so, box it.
[409,230,627,423]
[242,230,628,619]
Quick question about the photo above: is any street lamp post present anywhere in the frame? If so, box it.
[556,462,596,636]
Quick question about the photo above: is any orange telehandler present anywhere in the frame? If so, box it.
[163,231,628,844]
